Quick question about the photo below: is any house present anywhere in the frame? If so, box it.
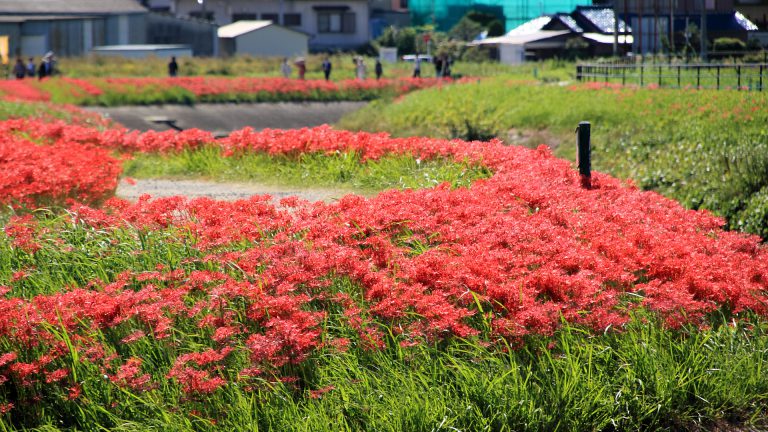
[595,0,760,54]
[469,30,574,64]
[369,0,410,38]
[407,0,594,32]
[0,0,149,57]
[218,20,308,57]
[472,7,632,63]
[169,0,370,51]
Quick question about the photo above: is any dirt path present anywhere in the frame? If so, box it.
[116,178,366,203]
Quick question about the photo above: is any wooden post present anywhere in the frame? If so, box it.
[577,121,591,189]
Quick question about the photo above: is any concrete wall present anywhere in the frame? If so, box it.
[232,26,308,57]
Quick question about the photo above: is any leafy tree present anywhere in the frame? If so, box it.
[449,16,486,41]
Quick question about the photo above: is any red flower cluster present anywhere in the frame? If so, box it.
[0,119,767,402]
[0,80,50,102]
[0,120,122,207]
[2,77,462,104]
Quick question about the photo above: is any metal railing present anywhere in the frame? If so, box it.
[576,63,767,91]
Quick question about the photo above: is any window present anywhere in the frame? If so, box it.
[261,13,279,22]
[283,13,302,26]
[189,11,215,21]
[317,11,355,33]
[232,13,257,21]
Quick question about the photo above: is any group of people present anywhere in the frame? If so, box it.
[12,52,57,80]
[280,56,384,81]
[412,54,452,79]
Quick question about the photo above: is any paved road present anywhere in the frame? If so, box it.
[86,102,368,135]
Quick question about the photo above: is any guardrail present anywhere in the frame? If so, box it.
[576,63,767,91]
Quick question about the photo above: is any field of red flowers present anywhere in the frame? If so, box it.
[2,105,768,429]
[0,76,463,106]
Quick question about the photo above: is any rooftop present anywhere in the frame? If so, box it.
[0,0,146,15]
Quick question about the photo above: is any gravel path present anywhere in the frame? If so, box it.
[116,178,366,203]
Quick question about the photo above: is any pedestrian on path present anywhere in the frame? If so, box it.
[375,59,383,80]
[281,58,292,78]
[322,56,332,80]
[168,56,179,77]
[13,58,26,79]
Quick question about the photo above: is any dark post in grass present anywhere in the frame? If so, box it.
[576,121,591,189]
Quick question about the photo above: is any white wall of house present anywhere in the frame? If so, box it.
[173,0,369,50]
[227,26,308,57]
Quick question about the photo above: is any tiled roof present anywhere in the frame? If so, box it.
[555,14,583,33]
[0,0,147,15]
[576,7,629,34]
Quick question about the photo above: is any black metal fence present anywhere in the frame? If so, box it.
[576,63,767,91]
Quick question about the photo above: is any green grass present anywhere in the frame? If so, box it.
[56,55,572,81]
[338,78,768,238]
[123,147,492,193]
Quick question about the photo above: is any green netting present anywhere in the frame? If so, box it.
[409,0,593,31]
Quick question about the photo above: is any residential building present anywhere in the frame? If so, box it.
[472,6,631,63]
[170,0,370,51]
[594,0,759,53]
[407,0,595,32]
[0,0,148,57]
[218,20,309,57]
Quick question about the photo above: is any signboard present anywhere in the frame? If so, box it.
[379,47,398,63]
[0,36,8,65]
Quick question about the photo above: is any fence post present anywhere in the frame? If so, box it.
[697,66,701,88]
[760,65,764,91]
[640,64,644,87]
[677,65,681,88]
[716,66,720,90]
[737,65,742,90]
[658,65,662,86]
[576,65,583,81]
[577,121,591,189]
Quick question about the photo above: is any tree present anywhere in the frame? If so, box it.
[449,16,486,41]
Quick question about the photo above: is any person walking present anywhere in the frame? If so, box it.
[375,59,383,80]
[168,56,179,77]
[295,57,306,80]
[322,56,332,81]
[26,57,35,77]
[280,58,292,78]
[355,57,366,80]
[13,58,26,79]
[37,57,49,80]
[412,55,421,78]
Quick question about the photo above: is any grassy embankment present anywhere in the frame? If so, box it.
[55,55,565,80]
[338,78,768,238]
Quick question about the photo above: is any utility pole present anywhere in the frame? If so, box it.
[670,0,675,53]
[613,0,619,57]
[700,0,708,61]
